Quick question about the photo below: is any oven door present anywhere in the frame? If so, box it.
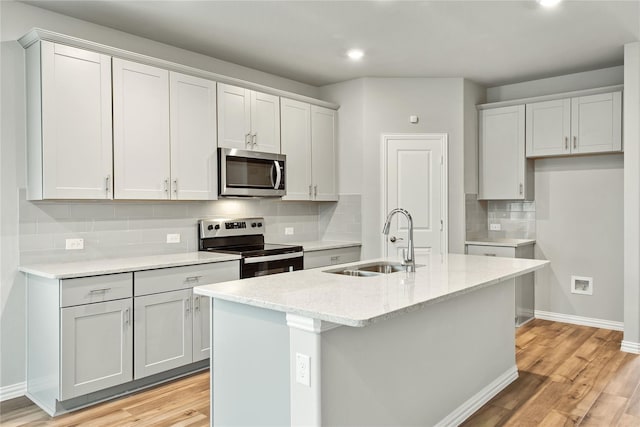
[219,148,286,197]
[242,252,304,279]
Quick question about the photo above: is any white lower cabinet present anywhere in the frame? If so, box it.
[304,246,361,269]
[134,289,193,379]
[60,299,133,400]
[192,293,210,362]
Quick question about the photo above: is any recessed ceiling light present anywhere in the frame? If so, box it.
[537,0,562,7]
[347,49,364,60]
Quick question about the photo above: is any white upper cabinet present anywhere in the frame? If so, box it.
[113,59,171,200]
[525,99,571,157]
[526,91,622,158]
[27,41,113,200]
[281,100,337,201]
[217,83,281,154]
[479,105,533,201]
[311,105,338,201]
[169,72,217,200]
[281,98,312,200]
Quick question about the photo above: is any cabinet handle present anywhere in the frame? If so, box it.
[185,275,203,283]
[105,175,111,195]
[314,185,318,197]
[172,179,178,196]
[164,178,169,194]
[308,185,312,197]
[245,133,251,146]
[564,137,568,150]
[573,136,577,149]
[185,298,191,314]
[519,183,523,195]
[194,296,200,312]
[252,133,257,147]
[484,253,497,257]
[124,308,130,326]
[89,288,111,294]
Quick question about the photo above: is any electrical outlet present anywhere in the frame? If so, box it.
[65,238,84,250]
[489,223,501,231]
[285,227,294,235]
[166,233,181,243]
[295,353,310,387]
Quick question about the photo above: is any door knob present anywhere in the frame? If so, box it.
[390,236,404,243]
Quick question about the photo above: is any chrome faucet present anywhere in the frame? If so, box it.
[382,208,416,272]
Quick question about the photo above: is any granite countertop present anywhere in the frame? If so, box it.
[19,252,241,279]
[465,238,536,248]
[194,254,548,328]
[286,240,362,252]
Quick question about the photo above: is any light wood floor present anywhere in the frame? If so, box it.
[2,319,639,426]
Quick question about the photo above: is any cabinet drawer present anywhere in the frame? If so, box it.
[134,261,239,296]
[466,245,516,258]
[60,273,133,308]
[304,246,361,269]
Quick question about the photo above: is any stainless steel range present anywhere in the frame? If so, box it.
[198,217,303,278]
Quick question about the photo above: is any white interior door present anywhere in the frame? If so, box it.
[384,134,447,263]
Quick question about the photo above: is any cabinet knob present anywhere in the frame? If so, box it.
[105,175,111,195]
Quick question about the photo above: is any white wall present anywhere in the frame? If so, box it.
[322,77,468,259]
[487,67,625,323]
[0,1,326,392]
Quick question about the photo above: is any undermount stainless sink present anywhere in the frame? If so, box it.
[324,261,422,277]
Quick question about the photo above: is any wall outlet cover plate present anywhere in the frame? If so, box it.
[166,233,181,243]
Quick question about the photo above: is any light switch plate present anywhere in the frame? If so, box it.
[489,223,501,231]
[166,233,181,243]
[65,238,84,250]
[285,227,294,235]
[295,353,310,387]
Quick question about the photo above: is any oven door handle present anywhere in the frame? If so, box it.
[272,160,282,190]
[243,252,303,264]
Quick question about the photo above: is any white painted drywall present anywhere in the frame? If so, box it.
[487,67,625,323]
[321,77,467,259]
[464,80,486,194]
[624,42,640,344]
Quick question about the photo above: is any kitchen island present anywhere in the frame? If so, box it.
[194,254,548,426]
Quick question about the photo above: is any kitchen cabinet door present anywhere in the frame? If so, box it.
[526,99,571,157]
[571,91,622,154]
[113,59,170,200]
[217,83,251,151]
[281,98,312,200]
[251,91,281,154]
[134,289,193,379]
[35,41,113,200]
[169,72,217,200]
[192,294,210,362]
[60,299,133,400]
[479,105,533,200]
[311,106,338,201]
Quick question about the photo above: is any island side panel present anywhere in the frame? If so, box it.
[212,299,291,426]
[319,278,517,426]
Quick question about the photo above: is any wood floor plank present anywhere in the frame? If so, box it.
[580,392,628,426]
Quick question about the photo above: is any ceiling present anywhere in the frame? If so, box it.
[22,0,640,88]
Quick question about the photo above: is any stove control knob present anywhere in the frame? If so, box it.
[214,224,220,230]
[207,225,214,231]
[251,223,257,228]
[257,222,263,227]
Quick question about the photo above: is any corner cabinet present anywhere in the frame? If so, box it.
[26,41,113,200]
[281,98,338,201]
[478,105,533,200]
[113,59,217,200]
[526,91,622,158]
[217,83,281,154]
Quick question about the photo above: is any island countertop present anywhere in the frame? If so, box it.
[194,253,549,327]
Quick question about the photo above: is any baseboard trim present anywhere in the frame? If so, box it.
[621,340,640,354]
[0,382,26,402]
[435,365,518,427]
[534,310,623,331]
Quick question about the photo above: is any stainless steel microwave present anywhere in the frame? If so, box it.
[218,148,286,197]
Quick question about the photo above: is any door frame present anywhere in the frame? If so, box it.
[380,133,449,256]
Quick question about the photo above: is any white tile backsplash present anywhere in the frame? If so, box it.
[465,193,536,240]
[18,189,362,264]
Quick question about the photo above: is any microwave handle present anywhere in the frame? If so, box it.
[273,160,282,189]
